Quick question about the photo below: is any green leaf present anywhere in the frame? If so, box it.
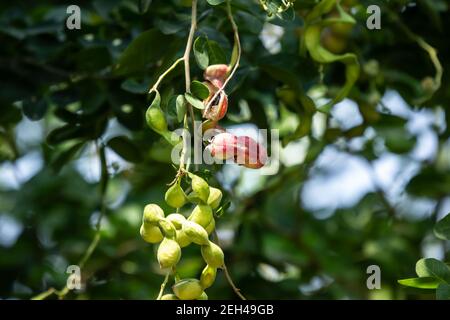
[207,40,227,65]
[191,81,210,100]
[434,213,450,240]
[436,283,450,300]
[416,258,450,284]
[185,93,205,110]
[138,0,152,14]
[51,142,86,173]
[107,136,143,163]
[194,37,209,70]
[46,125,85,145]
[206,0,225,5]
[397,277,441,289]
[22,97,48,121]
[115,29,172,76]
[176,95,187,122]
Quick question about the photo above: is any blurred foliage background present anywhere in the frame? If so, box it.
[0,0,449,299]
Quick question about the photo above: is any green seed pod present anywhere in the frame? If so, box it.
[165,183,187,208]
[146,92,168,133]
[143,204,165,225]
[157,238,181,269]
[172,279,204,300]
[188,204,213,228]
[166,213,186,230]
[200,265,217,289]
[175,229,192,248]
[140,224,163,243]
[160,294,179,300]
[197,292,208,300]
[158,218,176,238]
[205,218,215,235]
[186,191,202,204]
[201,241,224,268]
[190,174,210,203]
[182,220,209,245]
[207,187,222,209]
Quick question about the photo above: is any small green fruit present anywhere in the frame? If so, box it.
[188,204,213,228]
[201,241,224,268]
[205,218,215,235]
[157,238,181,269]
[166,213,186,230]
[143,204,164,225]
[160,294,178,300]
[140,224,163,243]
[182,220,209,245]
[172,279,204,300]
[146,105,168,133]
[158,218,176,238]
[200,265,217,289]
[197,292,208,300]
[207,187,222,209]
[165,183,187,208]
[175,229,192,248]
[190,174,210,203]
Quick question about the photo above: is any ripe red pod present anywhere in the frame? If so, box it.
[202,82,228,122]
[207,133,267,169]
[204,64,230,89]
[207,132,238,160]
[235,136,267,169]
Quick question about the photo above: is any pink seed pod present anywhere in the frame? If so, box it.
[204,64,230,89]
[207,132,238,160]
[235,136,267,169]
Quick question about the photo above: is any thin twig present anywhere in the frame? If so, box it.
[204,0,241,115]
[156,273,171,300]
[149,57,184,93]
[213,231,247,300]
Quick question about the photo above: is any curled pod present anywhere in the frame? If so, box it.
[235,135,268,169]
[157,238,181,269]
[175,229,192,248]
[188,204,213,228]
[165,183,187,208]
[143,204,165,225]
[201,241,224,268]
[182,220,209,245]
[157,218,177,239]
[160,294,179,300]
[166,213,186,230]
[140,224,163,244]
[197,292,208,300]
[189,173,210,203]
[200,265,217,289]
[204,218,215,235]
[172,279,204,300]
[206,132,238,161]
[207,187,222,209]
[145,92,168,134]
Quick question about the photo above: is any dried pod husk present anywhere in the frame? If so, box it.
[140,224,164,243]
[143,204,165,225]
[157,238,181,269]
[160,294,179,300]
[204,64,230,89]
[175,229,192,248]
[190,174,210,203]
[202,82,228,122]
[166,213,186,230]
[188,204,213,228]
[200,265,217,289]
[207,187,222,209]
[205,218,215,235]
[172,279,204,300]
[158,218,177,238]
[165,183,187,208]
[201,241,224,268]
[182,220,209,245]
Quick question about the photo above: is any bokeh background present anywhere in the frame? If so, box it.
[0,0,449,299]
